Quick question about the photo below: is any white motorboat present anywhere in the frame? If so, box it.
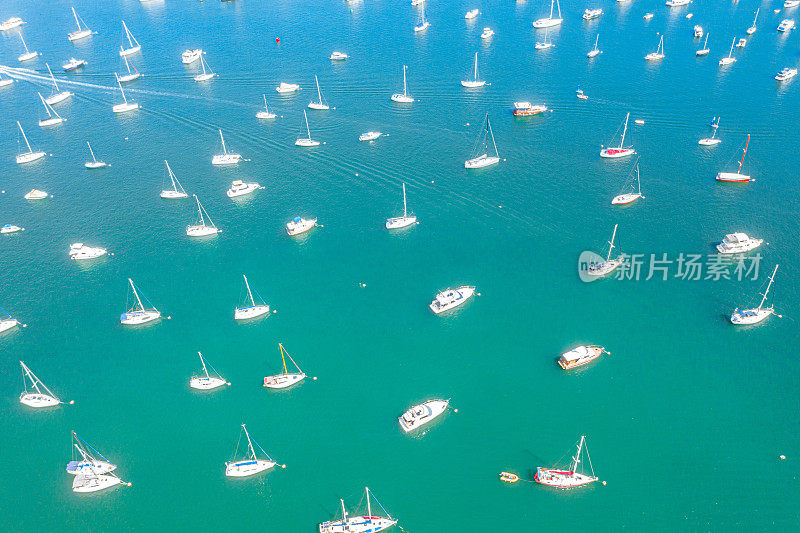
[693,25,703,38]
[276,81,300,93]
[465,113,500,168]
[45,64,73,105]
[295,110,320,146]
[187,195,219,237]
[38,93,65,127]
[414,9,430,32]
[308,75,329,110]
[583,8,602,20]
[84,141,107,168]
[778,19,795,31]
[120,278,161,325]
[256,95,277,119]
[0,307,20,334]
[15,121,46,164]
[182,49,203,64]
[117,55,141,83]
[398,399,449,432]
[160,160,189,199]
[287,216,317,236]
[212,129,243,165]
[481,27,494,39]
[585,224,623,277]
[611,158,644,205]
[112,73,140,114]
[465,9,479,19]
[716,134,751,182]
[225,424,278,477]
[69,243,107,260]
[1,224,24,234]
[587,34,602,58]
[665,0,691,6]
[386,183,417,229]
[461,52,486,87]
[190,352,228,390]
[227,180,262,198]
[786,0,800,8]
[24,189,48,200]
[716,233,763,254]
[194,54,217,82]
[535,28,553,49]
[234,274,270,321]
[66,431,118,477]
[535,436,599,488]
[1,16,25,31]
[19,361,65,408]
[775,67,798,81]
[62,57,86,72]
[67,7,92,42]
[429,286,475,314]
[17,33,38,62]
[119,20,141,56]
[645,35,665,61]
[719,38,737,66]
[698,117,721,145]
[696,33,710,56]
[264,343,307,389]
[558,346,607,370]
[330,51,348,61]
[319,488,397,533]
[391,65,414,103]
[731,265,779,325]
[600,112,635,158]
[359,131,382,142]
[533,0,563,28]
[747,8,759,35]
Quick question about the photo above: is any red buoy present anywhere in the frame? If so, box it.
[276,37,280,44]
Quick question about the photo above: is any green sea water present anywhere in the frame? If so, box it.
[1,0,799,530]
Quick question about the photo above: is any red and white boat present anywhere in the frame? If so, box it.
[513,101,547,116]
[600,112,635,158]
[535,435,599,488]
[611,158,644,205]
[716,134,751,182]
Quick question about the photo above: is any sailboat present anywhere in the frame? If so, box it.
[112,73,140,113]
[465,113,500,168]
[44,64,73,105]
[117,56,140,83]
[225,424,278,477]
[461,52,486,87]
[194,54,217,82]
[67,431,118,477]
[611,158,644,205]
[69,433,128,493]
[18,33,38,62]
[190,352,228,390]
[319,488,398,533]
[719,37,736,66]
[696,33,710,56]
[645,35,665,61]
[587,34,602,58]
[533,0,563,28]
[38,92,65,127]
[0,306,20,334]
[212,129,242,165]
[586,224,623,277]
[119,20,141,56]
[20,361,69,408]
[699,117,721,146]
[263,343,306,389]
[716,134,751,182]
[747,8,759,35]
[67,7,92,42]
[391,65,414,103]
[307,75,329,110]
[414,9,430,32]
[160,160,189,199]
[295,110,320,146]
[15,121,46,164]
[186,195,219,237]
[120,278,161,325]
[84,141,107,169]
[535,28,553,49]
[535,435,599,488]
[731,265,780,325]
[386,183,417,229]
[234,274,270,320]
[256,95,277,119]
[600,112,635,158]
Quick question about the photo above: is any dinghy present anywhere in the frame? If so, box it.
[0,307,20,334]
[533,0,563,28]
[112,73,140,113]
[190,352,228,390]
[67,7,92,42]
[429,286,475,314]
[194,54,217,82]
[19,361,66,408]
[465,113,500,168]
[256,95,277,119]
[38,93,65,127]
[461,52,486,87]
[391,65,414,103]
[225,424,278,477]
[319,488,397,533]
[398,399,449,432]
[585,224,623,277]
[295,110,320,146]
[120,278,161,325]
[45,64,72,105]
[731,265,779,325]
[600,113,635,158]
[263,343,306,389]
[160,160,188,199]
[186,195,219,237]
[716,134,751,182]
[611,158,644,205]
[69,243,107,260]
[17,33,38,62]
[286,216,317,235]
[227,180,262,198]
[15,121,46,164]
[535,436,599,488]
[119,21,140,56]
[307,75,329,110]
[386,183,417,229]
[212,129,242,165]
[234,274,270,320]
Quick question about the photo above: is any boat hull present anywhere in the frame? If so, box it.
[600,148,635,158]
[66,460,116,475]
[234,305,270,321]
[160,190,188,200]
[386,216,417,229]
[194,73,216,82]
[45,91,73,106]
[212,154,242,165]
[287,218,317,235]
[190,376,227,390]
[0,79,14,87]
[20,393,59,408]
[611,192,642,205]
[461,80,486,88]
[227,183,261,198]
[430,286,476,314]
[308,102,330,110]
[119,46,141,57]
[698,138,721,146]
[715,172,750,182]
[73,474,121,493]
[85,161,107,169]
[68,30,92,42]
[16,152,46,164]
[391,94,414,103]
[585,258,622,277]
[533,18,563,28]
[256,111,277,119]
[359,132,382,141]
[225,460,276,477]
[186,225,219,237]
[39,117,64,127]
[558,346,605,370]
[295,138,320,147]
[319,517,397,533]
[465,155,500,169]
[1,225,23,234]
[120,310,161,325]
[264,373,306,389]
[118,73,140,83]
[731,307,773,325]
[535,467,598,488]
[276,83,300,93]
[112,102,140,114]
[18,51,37,62]
[0,319,20,333]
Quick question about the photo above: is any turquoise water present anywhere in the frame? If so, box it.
[1,0,799,530]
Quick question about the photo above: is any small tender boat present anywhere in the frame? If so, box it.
[359,131,382,142]
[535,436,598,489]
[1,17,25,31]
[693,25,703,38]
[785,0,800,8]
[696,33,710,56]
[295,110,320,146]
[190,352,228,390]
[731,264,779,325]
[225,424,277,477]
[719,38,737,66]
[585,224,623,277]
[558,346,607,369]
[583,8,602,20]
[736,38,747,48]
[17,33,38,62]
[513,102,547,116]
[19,361,65,408]
[386,183,417,230]
[576,87,588,100]
[187,195,219,237]
[645,35,665,61]
[716,233,762,254]
[398,399,449,432]
[227,180,262,198]
[212,129,242,165]
[777,19,795,31]
[611,158,644,205]
[194,54,217,82]
[465,9,479,19]
[600,112,635,158]
[263,343,306,389]
[16,123,46,164]
[330,51,348,61]
[319,488,397,533]
[286,216,317,236]
[276,81,300,93]
[587,34,602,58]
[112,73,140,114]
[67,431,118,477]
[747,8,759,35]
[119,21,140,56]
[465,113,500,168]
[234,274,270,321]
[775,67,798,81]
[461,52,486,87]
[481,27,494,39]
[716,134,751,182]
[181,49,202,64]
[429,286,475,314]
[665,0,691,6]
[643,13,654,20]
[62,58,86,72]
[391,65,415,103]
[533,0,563,28]
[120,279,161,325]
[256,95,277,119]
[0,307,20,334]
[67,7,92,42]
[160,160,188,199]
[84,141,107,168]
[24,189,48,200]
[69,243,107,260]
[307,75,329,110]
[45,64,73,105]
[500,472,520,483]
[37,93,65,127]
[1,224,23,234]
[117,56,140,83]
[699,117,721,145]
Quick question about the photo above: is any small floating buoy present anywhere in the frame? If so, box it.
[454,408,458,413]
[272,309,277,313]
[280,115,284,118]
[166,316,172,320]
[124,137,129,141]
[431,180,434,183]
[602,480,607,485]
[498,205,502,208]
[780,455,786,460]
[465,123,470,126]
[323,142,327,145]
[281,464,287,468]
[110,252,115,256]
[50,195,54,198]
[477,292,481,296]
[22,324,27,328]
[312,376,318,381]
[2,190,5,194]
[226,382,231,386]
[126,482,132,487]
[355,173,359,176]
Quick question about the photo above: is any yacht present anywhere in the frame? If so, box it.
[160,160,189,199]
[62,58,86,72]
[67,7,92,41]
[611,159,643,205]
[693,25,703,38]
[696,33,710,56]
[120,278,161,325]
[716,233,762,254]
[225,425,277,477]
[1,224,24,234]
[719,38,736,66]
[645,35,665,61]
[226,180,262,198]
[535,436,598,489]
[286,217,317,236]
[18,34,38,62]
[583,8,602,20]
[37,93,64,127]
[69,243,107,260]
[747,8,759,34]
[66,432,117,477]
[716,134,750,182]
[461,52,486,87]
[481,27,494,39]
[643,13,654,20]
[586,224,623,277]
[359,131,382,142]
[24,189,48,200]
[777,19,795,31]
[295,110,320,146]
[731,265,779,325]
[465,113,499,168]
[0,74,13,88]
[307,75,329,110]
[1,17,25,31]
[234,274,270,321]
[386,183,417,229]
[186,195,219,237]
[699,117,721,145]
[263,343,306,389]
[45,64,73,105]
[429,286,475,314]
[558,345,607,370]
[533,0,563,28]
[398,399,449,432]
[330,51,348,61]
[0,309,20,334]
[391,65,414,103]
[256,95,277,119]
[513,102,547,116]
[16,120,46,163]
[414,9,430,32]
[775,67,798,81]
[786,0,800,7]
[665,0,691,6]
[319,488,397,533]
[600,112,634,158]
[19,361,65,408]
[465,9,479,19]
[112,73,139,113]
[587,34,601,58]
[84,142,106,168]
[194,54,217,82]
[212,129,242,165]
[181,49,202,64]
[276,82,300,94]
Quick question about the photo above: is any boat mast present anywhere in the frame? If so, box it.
[703,34,708,50]
[124,55,132,74]
[727,37,735,59]
[402,183,407,217]
[402,65,408,96]
[87,142,97,162]
[594,34,599,51]
[198,352,210,378]
[606,224,618,262]
[548,0,554,19]
[165,160,178,192]
[242,424,257,460]
[487,115,498,157]
[194,195,206,226]
[619,113,630,150]
[218,130,228,155]
[244,275,255,307]
[38,92,53,118]
[304,110,311,139]
[752,8,759,26]
[72,7,81,31]
[473,52,478,81]
[555,0,561,19]
[572,435,585,472]
[20,33,30,53]
[635,162,641,194]
[366,487,372,517]
[20,361,43,395]
[17,121,33,152]
[129,278,146,312]
[738,134,750,173]
[47,64,60,92]
[279,344,289,375]
[757,264,779,310]
[340,499,347,523]
[315,75,322,104]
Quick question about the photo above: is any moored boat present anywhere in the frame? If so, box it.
[398,399,449,432]
[535,436,598,488]
[715,134,751,182]
[731,265,779,325]
[716,233,763,254]
[120,278,161,325]
[69,243,107,260]
[513,101,547,116]
[286,216,317,236]
[429,286,475,314]
[225,424,278,477]
[319,488,397,533]
[263,343,306,389]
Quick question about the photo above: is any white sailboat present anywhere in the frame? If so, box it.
[461,52,486,87]
[38,92,65,127]
[465,113,500,168]
[67,7,92,42]
[117,56,141,83]
[414,9,430,32]
[120,278,161,325]
[20,361,69,408]
[256,95,277,119]
[119,21,141,56]
[295,110,320,146]
[386,183,417,229]
[112,73,140,113]
[533,0,563,28]
[731,265,779,325]
[225,424,278,477]
[194,54,217,82]
[263,343,306,389]
[15,121,46,164]
[535,436,599,488]
[611,158,644,205]
[645,35,665,61]
[587,34,602,58]
[586,224,623,277]
[234,274,270,320]
[212,129,242,165]
[391,65,414,103]
[186,195,219,237]
[0,306,20,334]
[84,141,106,169]
[319,488,398,533]
[45,64,73,105]
[535,28,553,49]
[160,160,189,199]
[66,431,118,477]
[719,37,737,66]
[190,352,228,390]
[307,75,329,110]
[600,112,635,158]
[18,33,38,62]
[696,33,710,56]
[699,117,722,146]
[227,180,262,198]
[747,8,759,35]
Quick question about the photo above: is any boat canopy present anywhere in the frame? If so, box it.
[293,216,301,223]
[562,346,590,361]
[724,233,749,243]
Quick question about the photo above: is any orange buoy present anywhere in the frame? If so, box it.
[499,472,519,483]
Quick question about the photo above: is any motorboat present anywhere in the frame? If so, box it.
[736,38,747,48]
[775,67,798,81]
[429,286,475,314]
[500,472,520,483]
[227,180,262,198]
[190,352,228,390]
[69,243,107,260]
[643,13,654,20]
[398,399,449,432]
[1,224,24,234]
[777,19,795,31]
[785,0,800,7]
[693,25,703,38]
[1,17,25,31]
[583,8,602,20]
[286,216,317,236]
[263,343,306,389]
[276,82,300,93]
[359,131,382,142]
[513,102,547,116]
[62,58,86,72]
[716,233,762,254]
[481,27,494,39]
[24,189,48,200]
[465,9,479,19]
[330,51,348,61]
[558,345,606,369]
[181,49,202,64]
